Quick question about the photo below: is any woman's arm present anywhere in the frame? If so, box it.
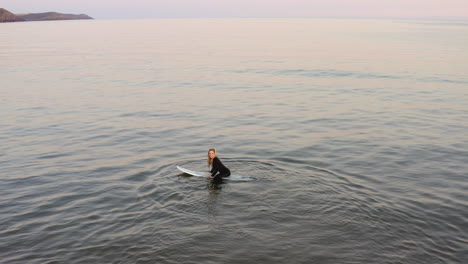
[211,157,219,176]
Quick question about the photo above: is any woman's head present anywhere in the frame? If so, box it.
[207,148,216,165]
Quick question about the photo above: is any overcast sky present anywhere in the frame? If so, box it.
[3,0,468,20]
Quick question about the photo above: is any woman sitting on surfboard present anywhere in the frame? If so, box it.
[208,148,231,179]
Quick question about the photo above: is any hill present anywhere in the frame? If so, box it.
[0,8,93,23]
[0,8,26,22]
[18,12,93,21]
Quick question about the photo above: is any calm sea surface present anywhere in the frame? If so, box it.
[1,18,467,264]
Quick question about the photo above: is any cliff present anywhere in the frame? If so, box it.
[18,12,93,21]
[0,8,26,22]
[0,8,93,23]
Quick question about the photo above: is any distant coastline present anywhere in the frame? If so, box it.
[0,8,93,23]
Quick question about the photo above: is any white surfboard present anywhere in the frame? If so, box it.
[177,166,253,181]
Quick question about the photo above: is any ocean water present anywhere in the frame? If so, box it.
[1,18,467,263]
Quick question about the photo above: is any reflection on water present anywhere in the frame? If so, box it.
[207,181,223,221]
[1,18,467,264]
[208,181,224,193]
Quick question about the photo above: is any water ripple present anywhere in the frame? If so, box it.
[229,68,468,84]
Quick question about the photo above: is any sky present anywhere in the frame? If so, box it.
[3,0,468,20]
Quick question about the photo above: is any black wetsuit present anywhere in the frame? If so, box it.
[210,156,231,179]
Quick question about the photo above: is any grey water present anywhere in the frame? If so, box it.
[1,18,467,263]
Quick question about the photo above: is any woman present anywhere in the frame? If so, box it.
[207,148,231,179]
